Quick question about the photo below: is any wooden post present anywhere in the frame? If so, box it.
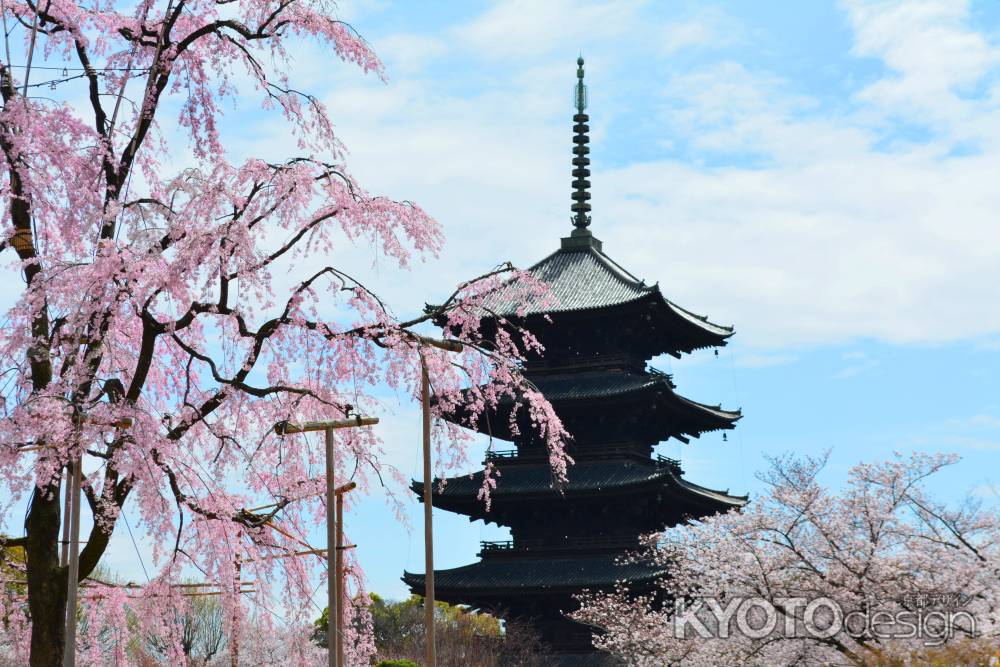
[49,418,132,667]
[230,559,241,667]
[324,426,338,667]
[63,456,82,667]
[413,338,461,667]
[335,494,344,667]
[421,352,436,667]
[274,417,375,667]
[61,470,71,566]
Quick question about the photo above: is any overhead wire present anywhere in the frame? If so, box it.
[727,346,747,492]
[122,511,151,582]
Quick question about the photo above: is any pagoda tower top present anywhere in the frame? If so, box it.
[571,56,593,234]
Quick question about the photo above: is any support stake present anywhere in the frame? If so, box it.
[273,416,375,667]
[421,352,436,667]
[63,457,82,667]
[325,426,337,667]
[335,493,345,667]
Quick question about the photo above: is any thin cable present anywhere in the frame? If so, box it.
[727,347,746,491]
[122,511,150,582]
[240,589,290,627]
[5,63,152,72]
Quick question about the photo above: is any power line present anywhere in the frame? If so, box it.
[122,511,150,582]
[5,63,151,72]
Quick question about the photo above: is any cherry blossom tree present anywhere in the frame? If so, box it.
[575,452,1000,666]
[0,1,570,664]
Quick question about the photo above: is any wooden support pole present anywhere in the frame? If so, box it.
[62,416,131,667]
[275,417,378,435]
[324,426,338,667]
[412,340,462,667]
[335,494,345,667]
[272,416,375,667]
[60,470,71,567]
[230,560,241,667]
[416,335,464,353]
[63,457,82,667]
[238,548,329,563]
[421,352,436,667]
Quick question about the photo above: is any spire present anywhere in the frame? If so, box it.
[571,56,592,233]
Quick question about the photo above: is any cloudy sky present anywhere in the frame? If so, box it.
[15,0,1000,604]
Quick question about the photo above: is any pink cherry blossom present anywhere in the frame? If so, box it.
[574,451,1000,666]
[0,2,570,664]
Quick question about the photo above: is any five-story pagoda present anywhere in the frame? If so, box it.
[403,58,746,662]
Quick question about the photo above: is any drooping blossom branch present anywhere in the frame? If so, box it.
[0,1,570,664]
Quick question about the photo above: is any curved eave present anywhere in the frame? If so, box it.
[491,290,732,357]
[443,375,741,442]
[402,556,669,596]
[673,393,743,431]
[411,463,748,517]
[674,476,749,508]
[655,287,734,340]
[465,244,734,356]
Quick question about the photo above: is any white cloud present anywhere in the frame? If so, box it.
[972,482,1000,499]
[658,10,740,55]
[451,0,735,64]
[284,1,1000,350]
[374,33,449,75]
[733,352,797,369]
[453,0,646,60]
[842,0,1000,134]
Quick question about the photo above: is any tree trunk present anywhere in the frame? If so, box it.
[25,481,68,667]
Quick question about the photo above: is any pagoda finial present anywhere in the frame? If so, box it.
[571,56,592,232]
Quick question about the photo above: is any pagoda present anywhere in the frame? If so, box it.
[403,58,746,664]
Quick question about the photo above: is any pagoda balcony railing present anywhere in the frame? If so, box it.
[485,449,520,460]
[655,453,682,470]
[479,535,640,557]
[485,447,682,472]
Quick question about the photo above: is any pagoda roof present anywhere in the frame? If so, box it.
[480,235,732,351]
[412,458,747,509]
[403,553,667,594]
[449,369,740,442]
[527,370,732,414]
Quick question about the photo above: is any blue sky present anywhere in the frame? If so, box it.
[7,0,1000,608]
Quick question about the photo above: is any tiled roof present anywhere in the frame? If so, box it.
[482,241,732,339]
[403,554,668,592]
[526,370,663,401]
[447,370,740,441]
[488,246,654,314]
[471,368,740,418]
[421,459,668,496]
[413,458,747,509]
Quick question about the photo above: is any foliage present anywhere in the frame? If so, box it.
[374,661,422,667]
[316,593,550,666]
[575,452,1000,666]
[0,1,570,664]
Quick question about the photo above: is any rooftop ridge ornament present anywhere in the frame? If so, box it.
[571,56,592,233]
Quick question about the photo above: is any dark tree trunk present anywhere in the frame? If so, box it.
[25,482,68,667]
